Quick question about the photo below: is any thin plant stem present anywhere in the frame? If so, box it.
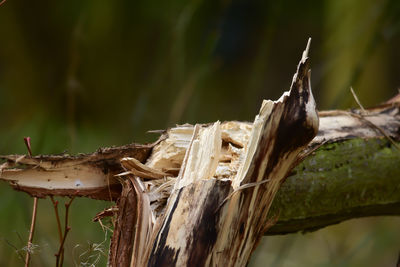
[350,87,366,113]
[55,227,70,267]
[23,137,33,158]
[50,196,63,243]
[54,196,75,267]
[24,197,38,267]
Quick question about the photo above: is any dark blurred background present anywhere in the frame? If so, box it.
[0,0,399,266]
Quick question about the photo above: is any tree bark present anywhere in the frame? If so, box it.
[0,40,399,266]
[269,136,400,234]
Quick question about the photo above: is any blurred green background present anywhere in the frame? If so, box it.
[0,0,399,266]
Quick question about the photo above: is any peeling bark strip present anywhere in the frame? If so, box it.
[0,143,152,200]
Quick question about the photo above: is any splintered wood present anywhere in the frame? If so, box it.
[109,39,319,267]
[112,122,252,220]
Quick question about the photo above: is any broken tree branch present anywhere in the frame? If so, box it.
[0,40,399,266]
[0,98,399,237]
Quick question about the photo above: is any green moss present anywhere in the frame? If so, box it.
[268,138,400,233]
